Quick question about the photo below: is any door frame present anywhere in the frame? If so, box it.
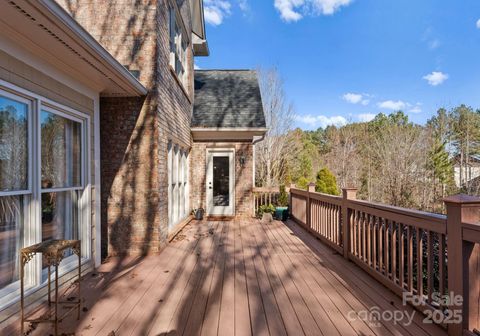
[206,148,235,216]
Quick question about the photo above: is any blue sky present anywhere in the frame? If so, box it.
[196,0,480,130]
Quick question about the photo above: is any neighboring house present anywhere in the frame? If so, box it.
[0,0,265,327]
[453,154,480,188]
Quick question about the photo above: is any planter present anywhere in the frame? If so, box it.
[275,207,289,221]
[194,208,204,220]
[261,213,273,223]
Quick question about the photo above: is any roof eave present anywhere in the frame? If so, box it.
[34,0,148,96]
[191,127,267,142]
[192,33,210,56]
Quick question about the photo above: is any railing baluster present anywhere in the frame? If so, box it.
[416,227,423,297]
[407,226,413,293]
[384,219,389,276]
[439,233,446,300]
[372,216,377,271]
[427,230,434,304]
[399,223,405,290]
[392,221,397,283]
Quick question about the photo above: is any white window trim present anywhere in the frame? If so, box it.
[40,104,86,190]
[0,80,91,310]
[168,1,189,88]
[0,88,33,196]
[167,143,190,231]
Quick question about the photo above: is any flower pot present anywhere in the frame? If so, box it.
[262,213,273,223]
[195,208,204,220]
[275,207,289,221]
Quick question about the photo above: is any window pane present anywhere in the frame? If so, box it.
[41,191,79,267]
[0,195,25,289]
[41,111,81,189]
[213,156,230,206]
[42,191,79,241]
[0,95,28,192]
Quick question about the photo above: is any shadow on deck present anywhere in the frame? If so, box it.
[12,219,447,336]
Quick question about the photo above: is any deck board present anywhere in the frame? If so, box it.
[10,219,448,336]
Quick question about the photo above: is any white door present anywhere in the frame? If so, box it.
[206,150,234,216]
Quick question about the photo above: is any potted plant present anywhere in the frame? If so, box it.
[275,185,289,221]
[192,208,204,220]
[258,204,275,222]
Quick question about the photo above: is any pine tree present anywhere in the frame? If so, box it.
[315,168,340,195]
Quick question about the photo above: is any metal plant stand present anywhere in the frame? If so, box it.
[20,239,81,336]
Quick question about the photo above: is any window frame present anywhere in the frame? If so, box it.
[168,1,190,89]
[167,142,190,231]
[0,88,33,196]
[39,104,86,192]
[0,80,91,310]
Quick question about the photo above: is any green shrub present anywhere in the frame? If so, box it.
[258,203,275,217]
[315,168,340,195]
[277,185,289,207]
[296,176,309,190]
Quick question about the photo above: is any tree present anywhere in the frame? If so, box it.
[255,68,295,187]
[449,105,480,192]
[296,176,309,190]
[315,168,340,195]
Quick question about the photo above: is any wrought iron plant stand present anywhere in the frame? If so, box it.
[20,239,81,335]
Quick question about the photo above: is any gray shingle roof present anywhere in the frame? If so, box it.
[192,70,266,128]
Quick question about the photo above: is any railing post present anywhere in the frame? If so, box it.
[307,183,315,229]
[444,194,480,336]
[289,183,296,212]
[342,188,357,260]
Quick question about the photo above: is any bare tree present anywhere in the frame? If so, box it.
[255,68,295,187]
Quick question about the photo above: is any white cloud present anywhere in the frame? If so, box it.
[342,92,370,106]
[428,39,440,50]
[476,19,480,29]
[204,0,232,25]
[377,100,407,111]
[408,103,422,114]
[423,71,448,86]
[274,0,353,22]
[194,63,201,70]
[357,113,376,122]
[295,114,348,128]
[238,0,249,12]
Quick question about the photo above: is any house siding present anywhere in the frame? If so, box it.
[190,142,254,218]
[57,0,194,256]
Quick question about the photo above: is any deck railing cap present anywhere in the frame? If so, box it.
[443,194,480,205]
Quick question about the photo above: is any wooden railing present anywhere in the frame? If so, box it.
[290,184,480,336]
[252,187,281,216]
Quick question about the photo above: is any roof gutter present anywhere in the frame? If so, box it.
[34,0,148,96]
[252,132,267,145]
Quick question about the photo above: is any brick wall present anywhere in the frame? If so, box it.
[190,142,254,218]
[58,0,194,256]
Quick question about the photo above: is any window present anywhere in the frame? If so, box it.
[0,84,90,306]
[40,109,84,269]
[0,92,31,293]
[169,5,188,87]
[167,142,189,231]
[0,93,29,192]
[41,110,82,189]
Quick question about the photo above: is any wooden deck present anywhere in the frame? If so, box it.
[16,219,447,336]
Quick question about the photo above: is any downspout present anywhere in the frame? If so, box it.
[252,133,266,188]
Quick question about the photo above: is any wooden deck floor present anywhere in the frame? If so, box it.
[16,219,447,336]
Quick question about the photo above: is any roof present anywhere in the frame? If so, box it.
[0,0,147,97]
[192,70,266,128]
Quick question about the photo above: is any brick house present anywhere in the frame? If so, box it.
[0,0,265,326]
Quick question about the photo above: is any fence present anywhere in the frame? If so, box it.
[290,184,480,336]
[252,187,282,217]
